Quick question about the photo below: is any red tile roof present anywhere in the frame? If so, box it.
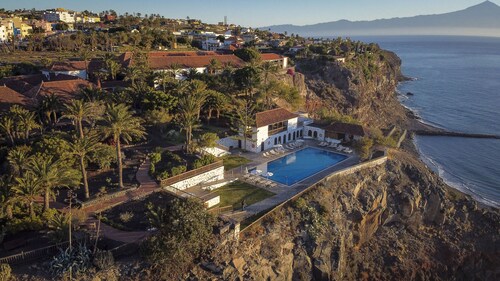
[0,86,31,110]
[24,79,95,101]
[261,53,285,61]
[49,60,104,72]
[0,74,79,94]
[255,108,298,128]
[119,51,246,70]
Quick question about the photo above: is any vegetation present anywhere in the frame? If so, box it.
[221,155,251,171]
[213,181,275,210]
[142,198,215,278]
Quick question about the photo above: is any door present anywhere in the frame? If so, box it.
[261,142,264,152]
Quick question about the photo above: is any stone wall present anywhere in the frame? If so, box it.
[170,166,225,190]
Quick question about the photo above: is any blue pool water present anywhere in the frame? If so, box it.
[254,147,348,186]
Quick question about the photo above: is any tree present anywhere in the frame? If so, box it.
[7,145,32,178]
[100,104,146,188]
[204,90,228,122]
[37,94,63,128]
[260,61,278,86]
[105,59,121,80]
[233,66,261,97]
[143,198,215,278]
[231,97,255,151]
[176,95,200,154]
[28,155,81,211]
[206,58,221,75]
[0,116,16,146]
[234,48,261,63]
[78,48,92,80]
[124,66,142,86]
[67,133,101,199]
[12,174,42,219]
[62,100,96,138]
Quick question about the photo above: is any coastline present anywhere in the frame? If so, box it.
[401,99,499,209]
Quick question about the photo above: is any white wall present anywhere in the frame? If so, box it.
[304,125,325,140]
[169,166,225,190]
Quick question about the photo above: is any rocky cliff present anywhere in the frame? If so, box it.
[194,151,499,281]
[296,51,408,128]
[189,51,500,281]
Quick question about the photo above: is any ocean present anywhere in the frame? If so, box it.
[355,36,500,207]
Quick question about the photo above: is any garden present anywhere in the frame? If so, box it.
[212,181,275,210]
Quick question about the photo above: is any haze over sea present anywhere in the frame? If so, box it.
[350,36,500,207]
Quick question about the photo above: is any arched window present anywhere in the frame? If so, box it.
[293,131,296,140]
[278,136,282,143]
[274,138,277,145]
[300,130,303,137]
[313,131,318,138]
[308,130,312,137]
[288,133,291,141]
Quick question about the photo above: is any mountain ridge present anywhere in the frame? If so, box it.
[260,1,500,37]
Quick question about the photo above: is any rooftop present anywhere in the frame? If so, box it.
[0,86,31,110]
[24,79,95,101]
[255,108,298,128]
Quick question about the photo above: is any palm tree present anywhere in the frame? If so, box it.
[28,156,81,211]
[7,145,32,177]
[17,110,40,141]
[260,61,278,86]
[37,94,62,128]
[62,100,95,138]
[12,174,42,219]
[207,58,221,75]
[124,66,142,86]
[176,95,200,153]
[67,134,100,199]
[155,70,173,92]
[79,48,93,80]
[100,104,146,188]
[0,116,16,146]
[204,90,228,122]
[231,97,256,152]
[0,175,15,220]
[186,80,208,119]
[106,59,121,80]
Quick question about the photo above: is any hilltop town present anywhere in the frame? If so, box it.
[0,6,498,281]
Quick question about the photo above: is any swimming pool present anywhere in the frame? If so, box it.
[253,147,348,186]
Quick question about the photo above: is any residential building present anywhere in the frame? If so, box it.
[44,9,75,23]
[29,19,53,34]
[23,79,95,102]
[238,108,304,153]
[42,60,103,80]
[261,53,289,69]
[0,19,14,41]
[119,51,245,79]
[0,25,8,42]
[304,122,369,142]
[0,86,31,111]
[82,16,101,23]
[201,38,223,51]
[241,33,259,43]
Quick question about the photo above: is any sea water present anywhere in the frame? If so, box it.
[358,36,500,207]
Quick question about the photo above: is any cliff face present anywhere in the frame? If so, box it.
[296,51,408,128]
[197,152,499,281]
[189,51,499,281]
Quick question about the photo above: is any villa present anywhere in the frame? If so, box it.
[219,108,306,153]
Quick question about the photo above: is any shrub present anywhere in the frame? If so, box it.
[192,154,216,169]
[354,137,374,160]
[0,263,11,281]
[157,171,169,180]
[49,243,92,278]
[197,132,219,148]
[119,211,134,223]
[170,165,187,176]
[93,250,114,270]
[149,151,162,165]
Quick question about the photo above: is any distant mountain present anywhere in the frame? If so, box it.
[260,1,500,37]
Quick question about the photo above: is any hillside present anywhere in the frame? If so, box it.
[261,1,500,37]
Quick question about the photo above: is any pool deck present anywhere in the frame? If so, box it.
[224,140,360,221]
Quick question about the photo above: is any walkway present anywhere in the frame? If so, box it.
[86,217,150,243]
[81,158,160,214]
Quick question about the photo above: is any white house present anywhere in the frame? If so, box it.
[43,10,76,23]
[201,38,223,51]
[261,53,289,69]
[244,108,304,153]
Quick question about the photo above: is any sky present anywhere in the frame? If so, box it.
[1,0,497,27]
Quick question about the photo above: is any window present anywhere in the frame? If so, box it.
[308,130,312,137]
[268,121,288,136]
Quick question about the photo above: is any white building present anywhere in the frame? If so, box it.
[0,20,14,42]
[0,25,8,42]
[303,122,369,142]
[241,108,305,153]
[201,38,223,51]
[43,10,75,23]
[261,53,289,69]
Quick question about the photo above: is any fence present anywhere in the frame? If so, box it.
[0,241,69,265]
[208,205,233,216]
[80,187,138,208]
[240,155,388,235]
[159,160,223,186]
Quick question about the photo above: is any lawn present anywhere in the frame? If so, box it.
[213,181,275,210]
[221,155,251,171]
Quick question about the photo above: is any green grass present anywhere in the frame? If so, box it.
[221,155,251,171]
[213,181,274,210]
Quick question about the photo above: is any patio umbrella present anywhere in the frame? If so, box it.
[244,166,249,174]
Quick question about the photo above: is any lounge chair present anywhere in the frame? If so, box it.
[269,150,277,155]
